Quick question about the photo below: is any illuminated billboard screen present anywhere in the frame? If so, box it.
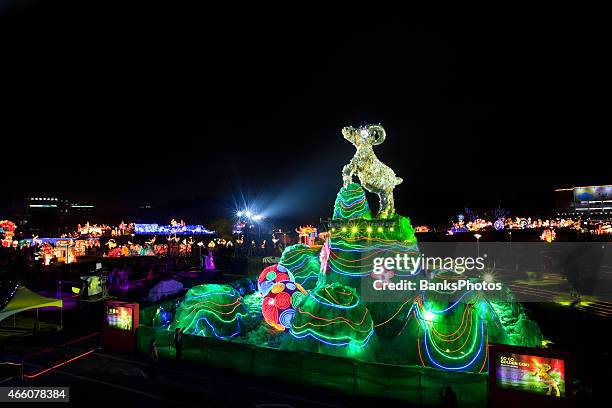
[106,305,134,331]
[495,352,566,398]
[574,185,612,202]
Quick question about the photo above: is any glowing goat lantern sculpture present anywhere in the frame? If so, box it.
[341,124,402,218]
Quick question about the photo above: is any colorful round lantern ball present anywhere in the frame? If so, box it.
[258,264,295,296]
[493,219,505,231]
[261,280,307,332]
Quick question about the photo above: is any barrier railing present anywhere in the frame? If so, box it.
[137,326,487,407]
[21,332,100,379]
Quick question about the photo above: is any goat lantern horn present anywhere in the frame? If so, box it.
[369,125,386,145]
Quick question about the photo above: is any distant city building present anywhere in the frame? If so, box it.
[555,185,612,220]
[134,204,155,223]
[27,196,63,209]
[24,195,96,235]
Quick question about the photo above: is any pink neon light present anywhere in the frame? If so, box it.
[24,349,95,379]
[23,332,99,358]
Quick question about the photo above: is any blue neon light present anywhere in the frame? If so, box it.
[193,315,241,340]
[423,319,485,371]
[134,224,215,235]
[422,290,474,314]
[289,327,374,347]
[307,290,359,309]
[23,237,81,245]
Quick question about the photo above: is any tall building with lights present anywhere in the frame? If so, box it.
[25,196,96,236]
[554,185,612,220]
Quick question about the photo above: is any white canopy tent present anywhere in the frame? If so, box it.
[145,279,184,302]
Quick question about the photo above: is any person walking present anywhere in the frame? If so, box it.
[148,338,159,378]
[173,328,183,361]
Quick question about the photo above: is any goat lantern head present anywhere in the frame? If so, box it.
[342,125,386,148]
[341,124,402,218]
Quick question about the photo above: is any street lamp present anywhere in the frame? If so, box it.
[236,209,265,241]
[474,233,482,257]
[197,241,204,261]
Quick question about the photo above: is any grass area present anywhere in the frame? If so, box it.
[0,315,60,340]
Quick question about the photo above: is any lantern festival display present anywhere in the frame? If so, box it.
[171,284,247,339]
[540,228,556,243]
[262,280,308,332]
[494,219,505,231]
[54,240,76,264]
[333,182,372,220]
[0,220,16,247]
[74,239,99,258]
[204,248,215,270]
[257,264,295,296]
[593,224,612,235]
[148,124,546,377]
[296,225,318,246]
[39,242,54,265]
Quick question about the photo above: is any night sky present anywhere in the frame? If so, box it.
[1,3,608,225]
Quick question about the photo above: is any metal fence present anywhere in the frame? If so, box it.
[20,332,100,380]
[137,326,487,407]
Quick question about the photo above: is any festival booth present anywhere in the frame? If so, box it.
[103,301,139,352]
[74,274,106,299]
[0,286,63,329]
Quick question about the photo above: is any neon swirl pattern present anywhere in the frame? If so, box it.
[327,236,420,278]
[333,183,372,220]
[279,244,322,290]
[262,280,308,332]
[257,264,295,296]
[171,284,247,339]
[412,293,491,372]
[289,282,375,348]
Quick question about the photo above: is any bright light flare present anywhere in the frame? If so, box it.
[423,310,435,321]
[482,272,495,283]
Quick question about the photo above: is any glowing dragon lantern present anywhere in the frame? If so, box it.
[341,124,402,218]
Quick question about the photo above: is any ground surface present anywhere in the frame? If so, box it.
[3,348,412,407]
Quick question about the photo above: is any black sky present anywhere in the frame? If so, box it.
[1,3,609,225]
